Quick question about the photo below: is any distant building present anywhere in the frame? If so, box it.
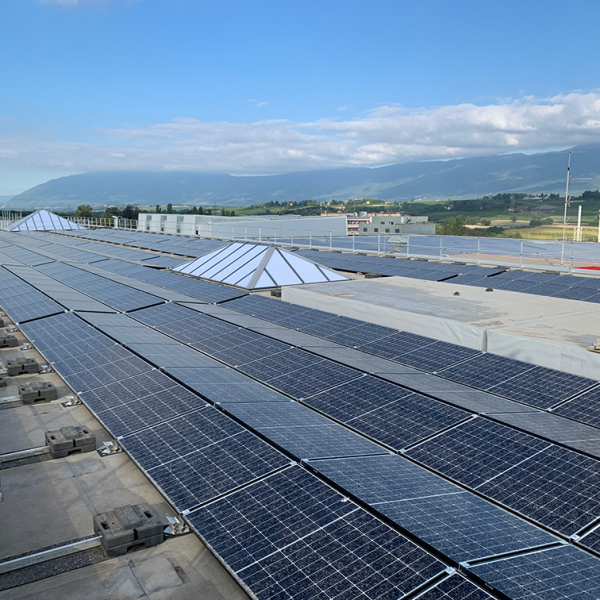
[138,213,347,239]
[531,206,555,214]
[319,212,434,236]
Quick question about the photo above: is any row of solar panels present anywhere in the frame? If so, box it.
[5,237,600,596]
[220,294,600,423]
[69,301,600,598]
[58,227,228,258]
[14,312,506,600]
[114,303,600,544]
[295,248,600,302]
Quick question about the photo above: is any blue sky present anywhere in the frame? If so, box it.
[2,0,600,194]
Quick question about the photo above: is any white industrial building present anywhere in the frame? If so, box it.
[138,213,347,239]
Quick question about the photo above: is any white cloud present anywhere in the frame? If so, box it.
[2,93,600,176]
[255,101,268,108]
[336,105,353,111]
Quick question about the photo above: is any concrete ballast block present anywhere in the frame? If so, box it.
[6,358,39,376]
[45,426,96,458]
[19,381,58,404]
[93,504,164,556]
[0,335,18,348]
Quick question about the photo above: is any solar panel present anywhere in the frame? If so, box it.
[555,387,600,428]
[305,376,469,449]
[437,353,535,389]
[166,366,291,403]
[121,408,289,512]
[405,418,550,488]
[375,492,556,563]
[223,401,386,459]
[477,444,600,535]
[487,366,597,409]
[52,344,154,393]
[132,302,209,326]
[191,329,290,366]
[578,524,600,553]
[97,325,181,345]
[126,343,226,369]
[80,370,206,437]
[304,376,414,422]
[358,331,437,361]
[187,467,445,599]
[468,545,600,600]
[239,347,362,398]
[399,342,483,373]
[416,574,495,600]
[345,392,469,450]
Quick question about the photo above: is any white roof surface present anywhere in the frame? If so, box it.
[173,242,349,289]
[8,210,86,232]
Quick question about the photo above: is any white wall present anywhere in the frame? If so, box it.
[138,213,347,238]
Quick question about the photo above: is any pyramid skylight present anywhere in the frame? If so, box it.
[173,242,350,289]
[8,209,86,232]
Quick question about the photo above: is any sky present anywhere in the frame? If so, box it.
[2,0,600,195]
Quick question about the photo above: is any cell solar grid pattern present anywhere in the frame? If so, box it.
[436,353,536,390]
[36,261,164,312]
[305,376,469,450]
[223,401,387,459]
[187,467,357,572]
[240,347,362,398]
[52,344,154,393]
[313,455,555,563]
[121,408,289,512]
[415,574,495,600]
[358,330,437,361]
[192,329,290,366]
[374,492,556,563]
[399,342,483,373]
[486,365,597,409]
[305,376,414,422]
[345,393,470,450]
[80,370,206,437]
[477,444,600,535]
[0,266,64,323]
[166,366,291,404]
[579,524,600,553]
[559,387,600,426]
[405,418,550,488]
[187,467,445,600]
[95,257,247,303]
[469,545,600,600]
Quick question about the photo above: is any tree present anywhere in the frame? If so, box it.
[155,204,161,214]
[481,219,492,226]
[121,204,140,220]
[543,218,554,225]
[511,215,517,222]
[529,218,543,227]
[166,203,173,214]
[197,206,204,215]
[101,206,121,219]
[436,217,467,236]
[75,204,93,218]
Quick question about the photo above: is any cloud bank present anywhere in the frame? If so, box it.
[2,93,600,176]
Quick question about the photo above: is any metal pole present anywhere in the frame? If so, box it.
[570,241,574,273]
[477,237,480,265]
[520,239,524,269]
[560,241,565,267]
[406,235,410,258]
[330,231,332,251]
[378,234,381,254]
[439,236,443,261]
[563,150,571,241]
[259,228,262,243]
[352,234,355,253]
[310,230,312,249]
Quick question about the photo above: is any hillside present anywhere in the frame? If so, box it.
[7,145,600,209]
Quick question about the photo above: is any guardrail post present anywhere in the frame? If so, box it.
[439,236,443,261]
[520,240,524,269]
[406,235,410,258]
[570,242,574,274]
[330,231,332,250]
[477,237,480,265]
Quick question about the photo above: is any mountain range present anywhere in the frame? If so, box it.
[6,145,600,209]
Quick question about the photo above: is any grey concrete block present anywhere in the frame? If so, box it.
[0,376,6,388]
[19,381,58,404]
[6,358,39,376]
[93,504,164,556]
[45,426,96,457]
[0,335,18,348]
